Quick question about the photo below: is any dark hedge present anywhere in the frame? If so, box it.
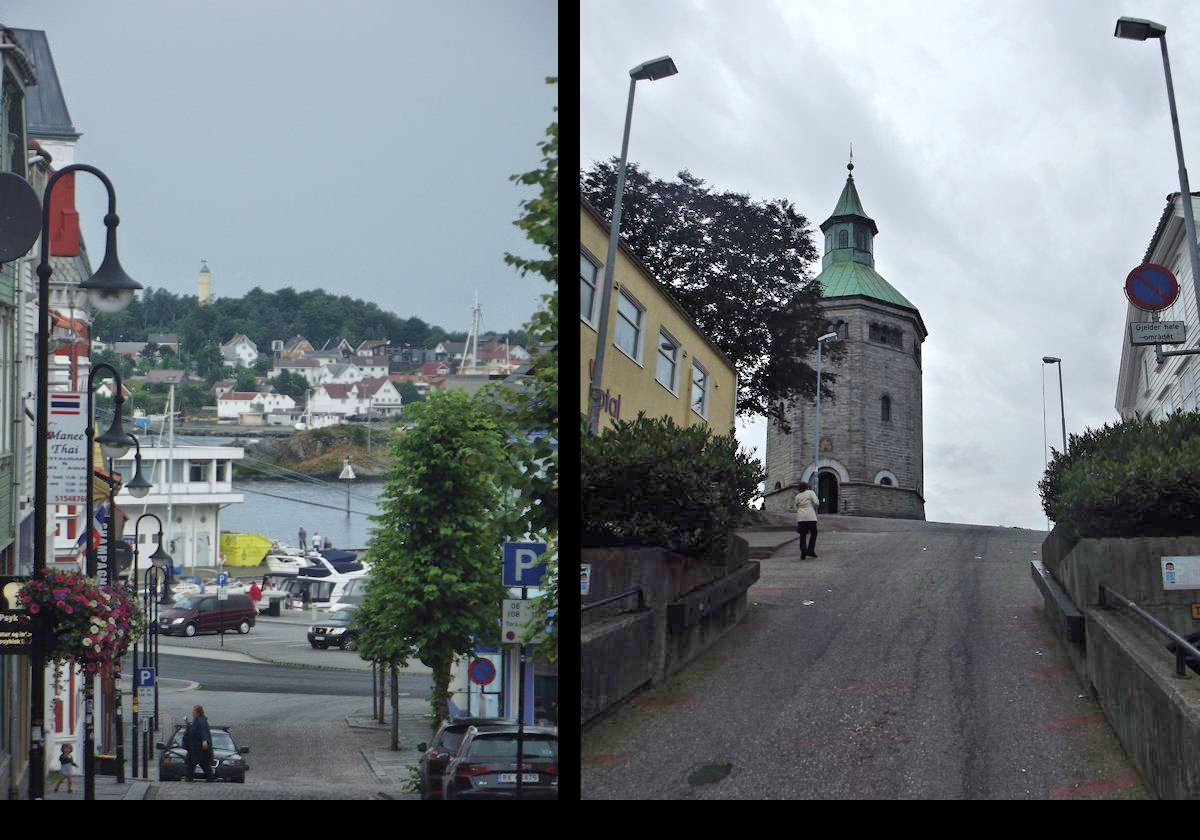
[1038,411,1200,539]
[581,414,764,559]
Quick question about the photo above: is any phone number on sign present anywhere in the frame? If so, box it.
[55,496,87,503]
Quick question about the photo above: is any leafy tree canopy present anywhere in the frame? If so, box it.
[579,160,842,430]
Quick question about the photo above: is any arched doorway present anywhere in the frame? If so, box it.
[818,471,839,514]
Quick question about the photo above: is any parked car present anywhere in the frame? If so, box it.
[307,607,361,651]
[441,725,558,800]
[157,724,250,782]
[157,593,257,637]
[417,718,509,800]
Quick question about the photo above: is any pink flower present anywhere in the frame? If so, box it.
[64,606,73,614]
[29,604,39,614]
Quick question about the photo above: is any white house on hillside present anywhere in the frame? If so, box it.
[218,390,296,419]
[323,362,363,385]
[221,333,259,368]
[359,376,404,415]
[271,357,323,386]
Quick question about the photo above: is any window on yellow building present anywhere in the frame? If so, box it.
[691,363,709,419]
[580,251,600,324]
[656,330,679,394]
[615,289,644,362]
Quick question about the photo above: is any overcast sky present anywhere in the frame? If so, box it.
[5,0,557,335]
[582,0,1200,531]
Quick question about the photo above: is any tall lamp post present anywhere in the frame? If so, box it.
[130,512,166,778]
[1042,356,1067,455]
[587,55,679,436]
[811,332,839,511]
[30,164,141,800]
[1116,17,1200,327]
[83,364,136,799]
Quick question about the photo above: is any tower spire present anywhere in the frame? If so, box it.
[848,142,853,175]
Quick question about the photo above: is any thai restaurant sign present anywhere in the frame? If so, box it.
[47,392,88,505]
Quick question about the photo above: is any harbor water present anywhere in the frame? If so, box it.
[219,478,387,551]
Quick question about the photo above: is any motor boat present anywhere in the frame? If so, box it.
[265,542,319,574]
[298,550,366,578]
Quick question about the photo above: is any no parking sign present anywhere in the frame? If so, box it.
[468,658,496,686]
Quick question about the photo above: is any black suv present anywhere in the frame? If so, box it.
[307,606,360,650]
[442,725,558,800]
[157,724,251,783]
[417,718,509,800]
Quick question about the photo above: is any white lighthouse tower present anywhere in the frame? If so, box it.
[198,261,212,305]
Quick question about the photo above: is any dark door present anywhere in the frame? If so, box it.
[818,472,839,514]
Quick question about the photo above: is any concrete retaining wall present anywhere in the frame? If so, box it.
[581,537,756,726]
[1087,608,1200,800]
[1035,530,1200,798]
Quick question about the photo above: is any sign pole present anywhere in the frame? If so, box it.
[516,585,526,802]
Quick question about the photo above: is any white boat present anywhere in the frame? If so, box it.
[264,541,319,574]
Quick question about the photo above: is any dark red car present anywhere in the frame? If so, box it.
[417,718,508,800]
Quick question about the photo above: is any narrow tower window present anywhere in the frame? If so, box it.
[881,394,892,422]
[838,230,849,249]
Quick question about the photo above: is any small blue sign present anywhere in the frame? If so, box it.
[502,542,548,588]
[217,571,229,587]
[136,667,155,688]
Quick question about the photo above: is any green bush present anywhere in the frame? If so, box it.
[1038,411,1200,539]
[581,413,764,558]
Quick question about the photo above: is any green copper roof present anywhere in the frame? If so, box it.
[816,259,916,311]
[831,176,867,218]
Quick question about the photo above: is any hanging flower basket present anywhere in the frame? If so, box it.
[16,568,145,671]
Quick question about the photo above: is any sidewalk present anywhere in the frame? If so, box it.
[347,704,428,799]
[43,775,151,800]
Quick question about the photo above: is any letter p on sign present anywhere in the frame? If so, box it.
[502,542,548,588]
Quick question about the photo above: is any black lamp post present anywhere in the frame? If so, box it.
[130,512,164,778]
[82,362,135,800]
[30,164,140,800]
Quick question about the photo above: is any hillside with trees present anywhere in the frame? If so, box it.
[92,286,529,377]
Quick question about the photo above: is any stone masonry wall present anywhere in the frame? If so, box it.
[765,298,924,518]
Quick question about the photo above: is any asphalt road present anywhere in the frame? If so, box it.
[121,654,429,696]
[582,516,1147,800]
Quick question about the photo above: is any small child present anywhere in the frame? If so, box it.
[54,743,77,793]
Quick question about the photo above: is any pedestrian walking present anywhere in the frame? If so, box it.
[298,526,307,550]
[54,743,77,793]
[794,481,820,559]
[184,705,215,782]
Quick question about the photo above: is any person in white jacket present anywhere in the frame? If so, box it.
[794,481,820,559]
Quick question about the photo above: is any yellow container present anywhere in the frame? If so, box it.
[219,533,273,567]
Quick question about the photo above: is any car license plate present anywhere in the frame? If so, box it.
[497,773,539,783]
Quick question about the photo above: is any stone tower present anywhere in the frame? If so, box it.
[764,163,928,519]
[198,261,212,305]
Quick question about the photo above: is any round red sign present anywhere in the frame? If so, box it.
[1125,263,1180,312]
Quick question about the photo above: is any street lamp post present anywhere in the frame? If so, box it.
[83,364,135,799]
[812,332,839,510]
[587,55,679,436]
[1116,17,1200,328]
[1042,356,1067,454]
[30,164,141,800]
[131,512,166,778]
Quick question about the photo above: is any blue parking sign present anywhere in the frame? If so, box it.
[502,542,548,587]
[137,667,154,688]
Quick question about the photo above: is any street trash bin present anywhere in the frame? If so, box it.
[268,597,282,617]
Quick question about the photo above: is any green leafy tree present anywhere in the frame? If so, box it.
[193,342,226,384]
[487,77,559,660]
[396,381,424,405]
[579,160,840,431]
[355,390,520,733]
[270,369,308,402]
[234,368,257,392]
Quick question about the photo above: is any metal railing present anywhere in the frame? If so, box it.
[1099,583,1200,677]
[581,586,644,613]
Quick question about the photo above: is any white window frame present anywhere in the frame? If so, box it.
[655,328,680,395]
[580,250,600,327]
[614,287,645,365]
[691,362,709,419]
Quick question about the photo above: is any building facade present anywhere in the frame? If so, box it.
[763,165,927,519]
[1115,192,1200,420]
[580,198,736,434]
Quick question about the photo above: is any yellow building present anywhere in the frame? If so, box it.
[581,198,736,434]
